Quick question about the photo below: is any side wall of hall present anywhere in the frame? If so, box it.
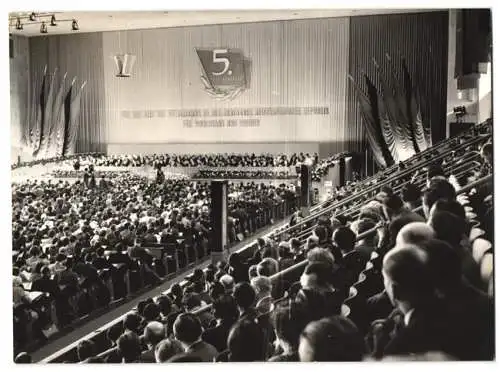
[346,11,450,150]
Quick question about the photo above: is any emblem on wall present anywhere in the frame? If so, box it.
[195,48,251,101]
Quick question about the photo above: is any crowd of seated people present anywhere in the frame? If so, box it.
[12,153,317,169]
[13,151,357,184]
[311,152,351,181]
[26,123,493,363]
[11,172,299,353]
[88,153,318,168]
[11,153,101,170]
[193,169,296,180]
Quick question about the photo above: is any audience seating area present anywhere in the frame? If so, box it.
[12,176,299,355]
[32,119,493,363]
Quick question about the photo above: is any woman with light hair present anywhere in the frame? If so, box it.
[257,257,279,277]
[219,274,235,295]
[306,247,335,268]
[358,200,386,224]
[251,276,273,314]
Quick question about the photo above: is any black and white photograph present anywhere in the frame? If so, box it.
[5,1,496,365]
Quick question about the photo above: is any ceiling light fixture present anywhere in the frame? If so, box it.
[9,14,78,33]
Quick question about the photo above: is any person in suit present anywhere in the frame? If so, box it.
[427,211,482,289]
[233,282,257,321]
[173,313,218,362]
[277,242,295,271]
[385,190,426,223]
[31,265,58,297]
[401,183,422,213]
[256,257,279,278]
[417,238,494,360]
[140,321,166,363]
[182,293,214,330]
[219,274,235,295]
[154,339,184,362]
[155,295,172,323]
[289,238,305,263]
[380,243,492,360]
[421,179,457,219]
[104,322,123,363]
[268,304,309,362]
[117,331,142,363]
[77,339,101,363]
[202,294,239,352]
[251,276,273,314]
[296,262,342,320]
[350,219,377,262]
[227,318,268,361]
[333,226,367,285]
[227,252,249,284]
[298,316,365,361]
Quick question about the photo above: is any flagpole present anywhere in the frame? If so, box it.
[365,147,368,176]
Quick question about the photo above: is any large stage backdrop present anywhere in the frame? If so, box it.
[11,11,450,158]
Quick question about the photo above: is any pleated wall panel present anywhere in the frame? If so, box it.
[102,18,351,155]
[10,35,30,152]
[347,11,449,145]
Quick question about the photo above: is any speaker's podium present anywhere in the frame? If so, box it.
[326,156,353,187]
[210,180,229,264]
[299,163,312,216]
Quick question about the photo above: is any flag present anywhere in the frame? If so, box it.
[63,81,85,156]
[31,66,48,156]
[348,74,391,168]
[37,69,57,158]
[50,73,68,157]
[372,58,415,162]
[385,54,419,154]
[365,74,398,165]
[401,57,428,152]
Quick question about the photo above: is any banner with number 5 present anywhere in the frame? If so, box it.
[196,48,247,93]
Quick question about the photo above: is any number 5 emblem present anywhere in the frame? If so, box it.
[212,49,230,76]
[195,48,251,101]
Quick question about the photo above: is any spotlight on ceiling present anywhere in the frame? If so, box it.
[16,18,23,30]
[453,106,467,119]
[71,19,79,31]
[50,15,57,26]
[29,12,37,22]
[40,21,48,34]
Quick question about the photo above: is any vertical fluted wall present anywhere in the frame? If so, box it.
[347,11,449,146]
[102,18,352,155]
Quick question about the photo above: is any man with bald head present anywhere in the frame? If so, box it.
[417,239,494,360]
[382,244,493,360]
[395,222,435,247]
[140,321,166,362]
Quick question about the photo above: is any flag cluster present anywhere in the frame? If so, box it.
[349,55,431,169]
[23,67,85,159]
